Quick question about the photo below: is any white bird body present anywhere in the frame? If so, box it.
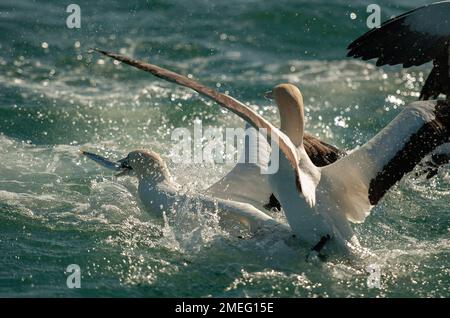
[82,149,288,234]
[137,174,289,234]
[206,125,346,212]
[268,153,335,245]
[137,177,180,214]
[262,99,448,256]
[121,150,290,234]
[205,124,274,211]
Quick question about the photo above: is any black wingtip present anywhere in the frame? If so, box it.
[346,42,357,50]
[87,48,98,54]
[87,48,113,57]
[90,48,108,55]
[89,48,128,64]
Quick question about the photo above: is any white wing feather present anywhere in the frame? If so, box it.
[206,123,273,211]
[322,100,440,223]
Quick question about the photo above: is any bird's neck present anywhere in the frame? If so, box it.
[138,168,171,185]
[280,105,304,147]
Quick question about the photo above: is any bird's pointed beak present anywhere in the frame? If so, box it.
[115,156,133,177]
[81,151,132,177]
[264,90,274,100]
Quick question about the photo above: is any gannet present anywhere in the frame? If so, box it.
[347,0,450,100]
[206,123,345,212]
[93,50,450,257]
[81,150,290,235]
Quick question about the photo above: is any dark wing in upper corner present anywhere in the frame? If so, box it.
[419,47,450,100]
[347,1,450,99]
[347,1,450,68]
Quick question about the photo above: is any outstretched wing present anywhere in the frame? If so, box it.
[200,194,291,234]
[347,1,450,67]
[206,123,273,211]
[303,133,346,166]
[419,48,450,100]
[322,100,450,223]
[94,49,320,206]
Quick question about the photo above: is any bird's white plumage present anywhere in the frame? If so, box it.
[268,151,334,247]
[137,169,289,234]
[321,100,439,222]
[82,149,289,235]
[264,99,444,253]
[206,123,273,211]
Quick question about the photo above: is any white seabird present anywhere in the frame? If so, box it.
[205,123,345,212]
[93,49,450,257]
[347,0,450,100]
[81,149,290,235]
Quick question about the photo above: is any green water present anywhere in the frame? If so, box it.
[0,0,448,297]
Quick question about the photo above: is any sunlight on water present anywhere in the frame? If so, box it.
[0,0,448,297]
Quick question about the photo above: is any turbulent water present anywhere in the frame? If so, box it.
[0,0,448,297]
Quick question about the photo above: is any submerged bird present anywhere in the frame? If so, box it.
[81,149,290,235]
[93,50,450,256]
[347,0,450,100]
